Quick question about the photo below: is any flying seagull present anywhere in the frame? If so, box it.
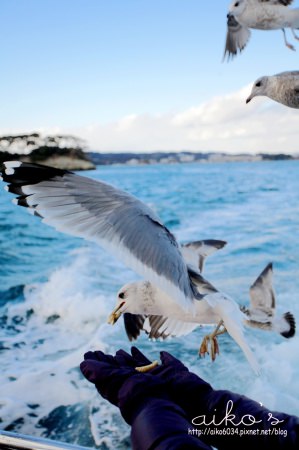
[112,262,295,365]
[118,238,227,342]
[246,71,299,108]
[0,161,204,312]
[1,161,261,373]
[224,0,299,60]
[242,262,296,337]
[109,239,264,373]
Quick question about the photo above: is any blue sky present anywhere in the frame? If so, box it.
[1,0,299,153]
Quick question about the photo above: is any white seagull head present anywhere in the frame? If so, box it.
[246,76,269,103]
[229,0,247,16]
[108,282,145,324]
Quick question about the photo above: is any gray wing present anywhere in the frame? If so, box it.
[223,14,251,61]
[188,267,218,296]
[123,313,199,340]
[123,313,147,341]
[276,71,299,77]
[249,263,275,312]
[289,85,299,103]
[1,161,196,311]
[181,239,226,272]
[257,0,293,5]
[275,72,299,100]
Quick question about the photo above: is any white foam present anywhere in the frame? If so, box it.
[247,336,299,415]
[0,246,131,443]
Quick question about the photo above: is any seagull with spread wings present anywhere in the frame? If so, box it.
[1,161,261,374]
[224,0,299,60]
[113,253,295,369]
[241,263,295,337]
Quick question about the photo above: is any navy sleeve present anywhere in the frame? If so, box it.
[130,397,213,450]
[167,372,299,449]
[200,388,299,450]
[117,374,212,450]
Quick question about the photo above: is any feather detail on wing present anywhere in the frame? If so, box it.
[278,312,296,338]
[243,263,296,338]
[123,312,199,341]
[181,239,226,272]
[187,267,218,296]
[249,263,275,314]
[258,0,293,6]
[223,14,251,61]
[1,161,196,312]
[123,313,147,341]
[276,71,299,76]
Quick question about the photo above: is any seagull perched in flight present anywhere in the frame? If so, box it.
[246,71,299,108]
[224,0,299,60]
[1,161,262,374]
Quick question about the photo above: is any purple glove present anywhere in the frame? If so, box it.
[123,347,213,418]
[80,350,136,406]
[113,346,189,378]
[80,348,169,424]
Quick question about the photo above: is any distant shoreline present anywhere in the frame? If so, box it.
[1,133,297,170]
[1,149,297,171]
[87,151,297,167]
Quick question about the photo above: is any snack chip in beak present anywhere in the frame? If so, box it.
[107,302,125,325]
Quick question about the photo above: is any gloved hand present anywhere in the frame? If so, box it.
[80,348,170,424]
[80,350,135,406]
[114,346,189,379]
[121,347,213,419]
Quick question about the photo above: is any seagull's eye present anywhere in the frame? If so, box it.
[255,81,262,87]
[234,2,239,6]
[119,292,125,299]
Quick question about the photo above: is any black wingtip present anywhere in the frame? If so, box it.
[203,239,227,249]
[280,312,296,339]
[1,161,71,185]
[123,313,145,341]
[1,161,72,210]
[264,262,273,272]
[252,263,273,288]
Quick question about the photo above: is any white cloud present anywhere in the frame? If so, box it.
[2,84,299,154]
[77,85,299,154]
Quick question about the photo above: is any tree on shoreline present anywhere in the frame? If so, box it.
[0,133,91,166]
[0,133,86,154]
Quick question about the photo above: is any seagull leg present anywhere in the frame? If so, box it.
[291,28,299,41]
[282,28,296,51]
[199,320,227,362]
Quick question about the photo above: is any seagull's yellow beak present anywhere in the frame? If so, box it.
[107,302,125,325]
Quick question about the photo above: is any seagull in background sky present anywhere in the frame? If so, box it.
[224,0,299,60]
[246,71,299,108]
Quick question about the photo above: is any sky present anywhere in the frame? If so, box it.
[1,0,299,154]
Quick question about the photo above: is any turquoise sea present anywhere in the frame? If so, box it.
[0,161,299,448]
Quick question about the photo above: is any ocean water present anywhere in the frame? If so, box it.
[0,161,299,448]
